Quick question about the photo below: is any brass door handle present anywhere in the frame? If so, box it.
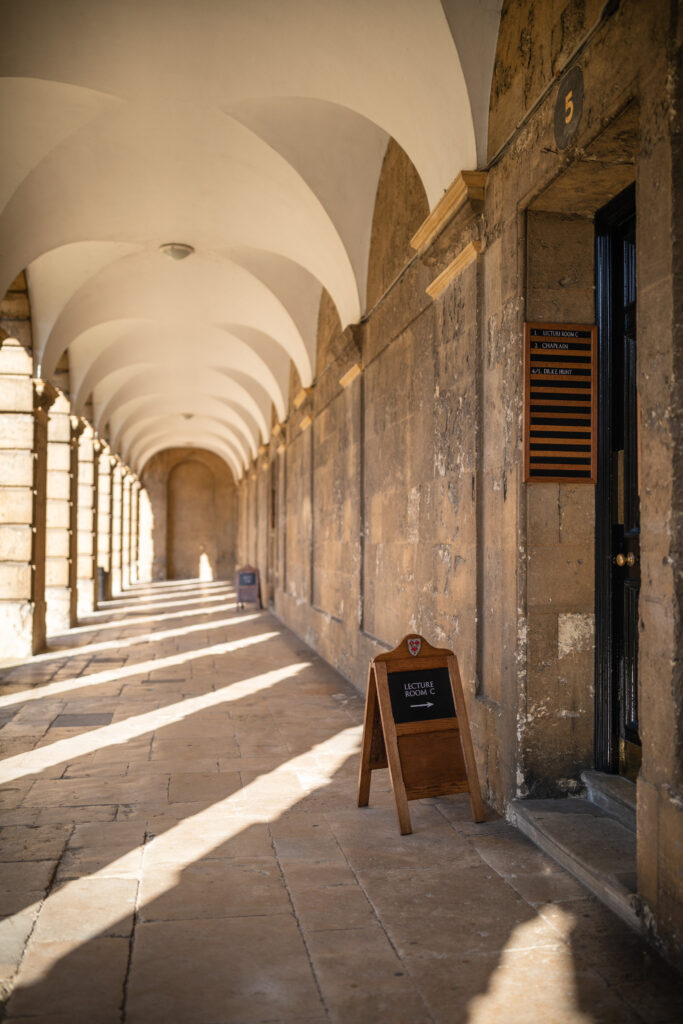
[615,552,636,567]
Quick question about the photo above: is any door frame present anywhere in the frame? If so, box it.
[594,182,636,773]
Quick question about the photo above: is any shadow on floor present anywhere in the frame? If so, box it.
[1,581,682,1023]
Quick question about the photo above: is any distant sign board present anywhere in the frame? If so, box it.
[236,565,261,608]
[358,635,485,834]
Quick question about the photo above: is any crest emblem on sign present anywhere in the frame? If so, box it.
[408,637,421,657]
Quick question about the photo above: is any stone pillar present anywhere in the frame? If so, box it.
[121,470,131,590]
[75,419,96,619]
[96,447,113,602]
[31,381,58,654]
[45,390,72,636]
[0,324,42,659]
[138,485,153,583]
[130,478,140,585]
[68,416,84,625]
[110,458,123,597]
[91,438,102,608]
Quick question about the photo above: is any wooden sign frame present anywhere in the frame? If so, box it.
[357,634,485,834]
[523,321,598,483]
[235,564,261,609]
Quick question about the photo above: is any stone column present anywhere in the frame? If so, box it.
[0,329,51,658]
[110,458,123,597]
[31,381,58,654]
[45,390,72,637]
[129,478,140,585]
[0,338,33,658]
[91,438,102,608]
[121,470,131,590]
[138,485,153,582]
[75,419,96,619]
[68,415,84,626]
[96,447,113,602]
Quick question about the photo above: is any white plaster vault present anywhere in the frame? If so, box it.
[0,0,502,478]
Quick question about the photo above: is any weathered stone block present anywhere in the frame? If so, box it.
[0,378,33,412]
[0,524,32,562]
[45,560,69,586]
[0,562,31,599]
[47,417,71,444]
[0,450,34,487]
[0,412,34,449]
[527,485,560,545]
[46,530,70,558]
[45,502,70,529]
[0,600,33,659]
[559,485,595,545]
[77,554,94,576]
[527,544,593,608]
[47,445,71,473]
[0,339,33,375]
[45,590,71,635]
[0,291,30,318]
[0,487,33,525]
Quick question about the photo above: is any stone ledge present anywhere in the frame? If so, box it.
[508,797,642,934]
[410,170,487,254]
[581,769,636,832]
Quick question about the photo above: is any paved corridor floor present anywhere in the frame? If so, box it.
[0,580,681,1024]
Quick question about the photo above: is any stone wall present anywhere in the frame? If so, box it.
[235,0,683,967]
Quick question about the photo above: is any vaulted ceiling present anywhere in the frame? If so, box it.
[0,0,502,481]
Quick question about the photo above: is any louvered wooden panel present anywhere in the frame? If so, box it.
[523,322,598,483]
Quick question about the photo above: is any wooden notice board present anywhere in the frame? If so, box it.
[357,635,485,834]
[523,321,598,483]
[235,565,261,608]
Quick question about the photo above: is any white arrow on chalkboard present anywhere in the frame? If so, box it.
[410,702,434,709]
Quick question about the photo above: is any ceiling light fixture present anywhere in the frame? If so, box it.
[160,242,195,260]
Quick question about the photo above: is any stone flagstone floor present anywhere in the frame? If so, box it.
[0,579,681,1024]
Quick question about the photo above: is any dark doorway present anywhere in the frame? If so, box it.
[595,183,641,779]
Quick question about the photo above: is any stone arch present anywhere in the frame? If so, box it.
[141,448,236,582]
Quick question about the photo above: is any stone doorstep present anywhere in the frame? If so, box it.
[581,769,637,832]
[508,797,642,934]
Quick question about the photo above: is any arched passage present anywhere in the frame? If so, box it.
[167,459,217,580]
[141,448,237,582]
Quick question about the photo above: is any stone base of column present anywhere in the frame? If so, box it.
[110,567,122,597]
[77,583,95,618]
[45,586,70,637]
[0,600,34,660]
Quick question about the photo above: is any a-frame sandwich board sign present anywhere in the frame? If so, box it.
[357,634,485,835]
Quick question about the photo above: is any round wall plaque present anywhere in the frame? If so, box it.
[554,66,584,150]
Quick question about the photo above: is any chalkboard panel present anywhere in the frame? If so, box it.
[235,564,261,608]
[388,666,455,724]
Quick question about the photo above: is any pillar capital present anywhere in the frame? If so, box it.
[69,414,86,440]
[32,378,58,415]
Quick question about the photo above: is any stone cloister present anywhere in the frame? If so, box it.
[1,1,683,1019]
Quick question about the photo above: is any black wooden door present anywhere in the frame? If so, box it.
[595,184,641,779]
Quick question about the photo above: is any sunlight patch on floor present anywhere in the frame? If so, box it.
[37,611,261,661]
[63,600,248,638]
[466,908,592,1024]
[8,724,362,985]
[0,631,281,711]
[0,662,311,784]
